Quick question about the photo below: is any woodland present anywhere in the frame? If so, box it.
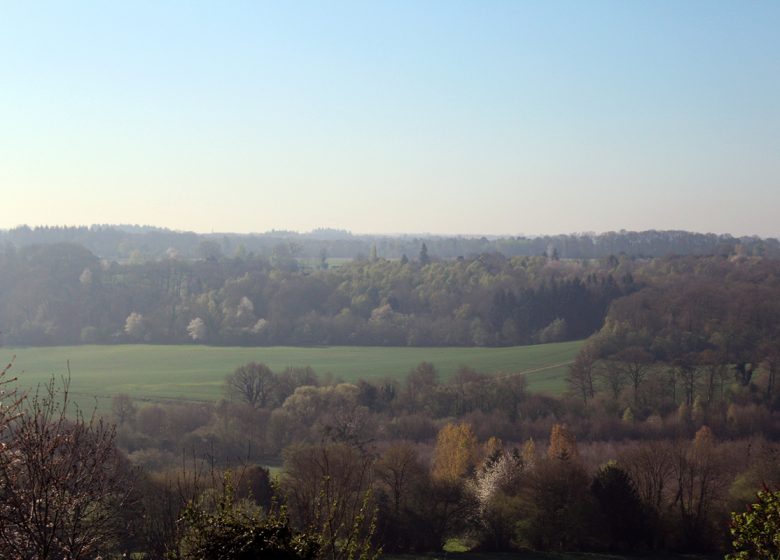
[2,226,773,348]
[0,230,779,558]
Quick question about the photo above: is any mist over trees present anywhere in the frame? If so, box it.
[1,225,777,262]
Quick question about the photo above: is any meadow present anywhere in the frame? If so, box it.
[2,340,582,410]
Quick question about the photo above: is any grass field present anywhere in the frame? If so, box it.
[2,340,582,411]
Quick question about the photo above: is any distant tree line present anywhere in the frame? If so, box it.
[0,242,637,346]
[1,225,777,262]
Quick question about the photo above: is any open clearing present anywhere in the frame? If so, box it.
[2,341,582,410]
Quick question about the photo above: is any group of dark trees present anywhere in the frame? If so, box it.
[569,255,780,414]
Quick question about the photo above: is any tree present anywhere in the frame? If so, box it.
[374,443,425,519]
[404,362,438,412]
[547,423,579,462]
[374,443,430,552]
[622,441,673,505]
[187,317,207,341]
[591,462,646,551]
[225,362,276,408]
[672,426,724,550]
[0,359,22,439]
[495,374,527,421]
[418,243,430,266]
[537,318,567,343]
[610,346,654,406]
[198,240,223,262]
[475,447,524,513]
[0,376,132,559]
[567,346,597,403]
[124,311,145,340]
[520,455,594,550]
[411,476,477,552]
[177,472,319,560]
[727,489,780,560]
[281,443,378,560]
[112,393,137,426]
[432,422,479,482]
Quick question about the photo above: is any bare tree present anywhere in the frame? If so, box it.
[374,442,425,518]
[0,375,133,559]
[281,442,377,560]
[671,426,725,549]
[620,440,675,513]
[567,347,597,403]
[0,359,23,439]
[225,362,276,408]
[612,346,655,406]
[112,393,137,426]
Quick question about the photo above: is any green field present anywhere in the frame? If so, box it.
[2,341,582,410]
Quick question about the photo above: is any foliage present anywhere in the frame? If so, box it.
[547,423,579,461]
[727,489,780,560]
[519,456,594,551]
[0,239,638,347]
[177,473,320,560]
[433,422,479,482]
[590,462,646,551]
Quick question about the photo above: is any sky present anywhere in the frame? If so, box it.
[1,1,778,237]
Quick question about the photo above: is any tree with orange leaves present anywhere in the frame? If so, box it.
[432,422,479,482]
[547,423,579,462]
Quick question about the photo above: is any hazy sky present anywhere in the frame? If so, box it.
[1,1,778,237]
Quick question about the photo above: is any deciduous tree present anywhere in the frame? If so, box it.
[225,362,276,408]
[432,422,479,482]
[0,377,132,559]
[728,489,780,560]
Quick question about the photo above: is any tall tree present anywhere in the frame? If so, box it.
[432,422,479,482]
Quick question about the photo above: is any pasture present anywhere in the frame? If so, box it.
[2,340,582,410]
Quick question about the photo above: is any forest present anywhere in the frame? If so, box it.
[0,239,635,347]
[1,233,780,558]
[1,228,777,349]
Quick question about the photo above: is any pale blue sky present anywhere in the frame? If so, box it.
[1,1,778,236]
